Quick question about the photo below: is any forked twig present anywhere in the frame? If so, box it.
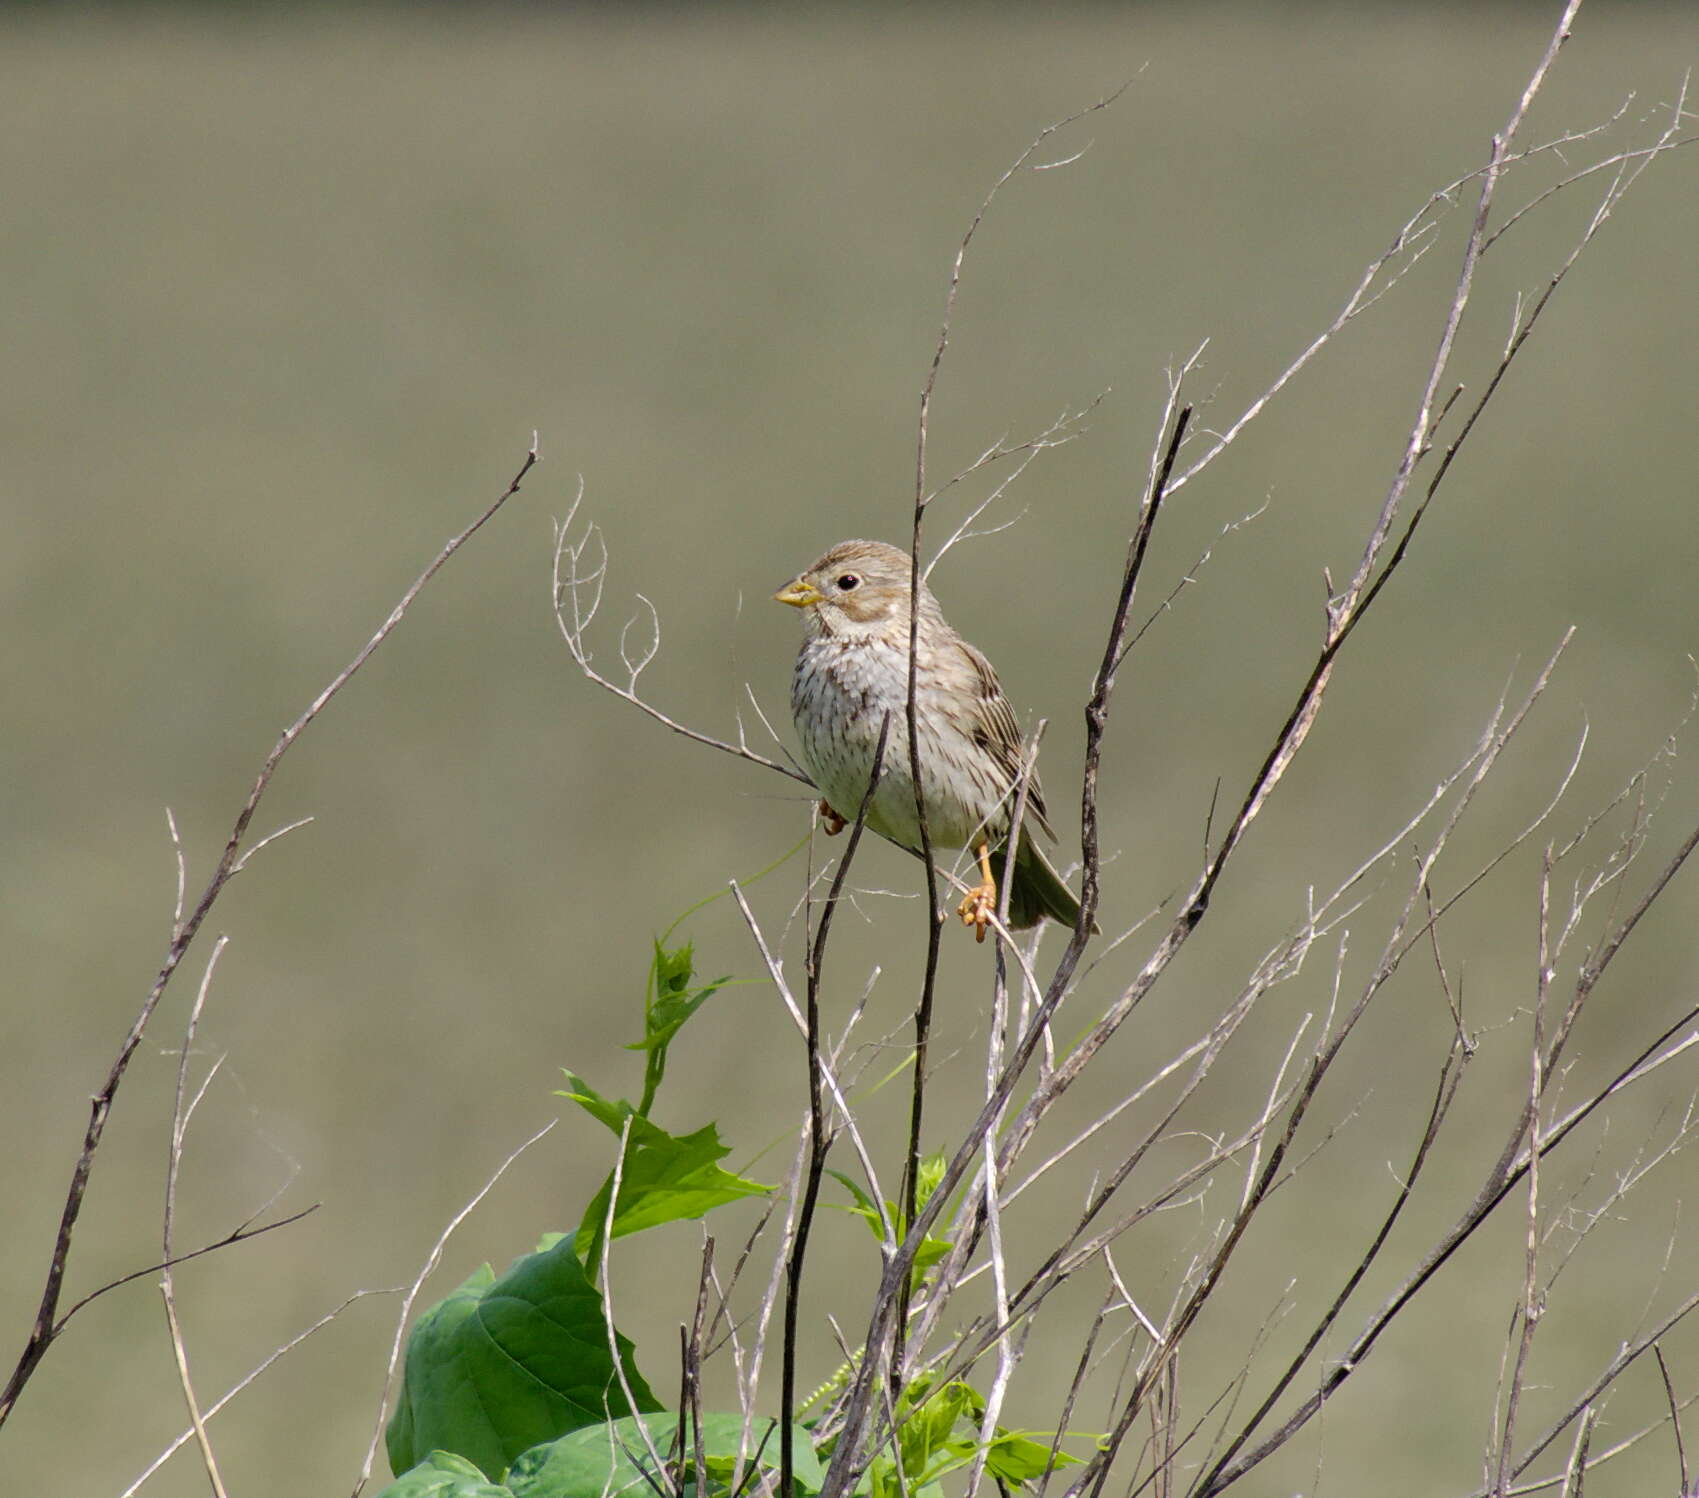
[0,440,538,1430]
[552,484,810,787]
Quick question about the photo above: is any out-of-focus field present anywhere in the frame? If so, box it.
[3,5,1698,1494]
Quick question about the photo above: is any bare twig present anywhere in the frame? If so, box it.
[1655,1343,1691,1496]
[1462,1287,1699,1497]
[1490,849,1554,1498]
[597,1119,673,1488]
[160,937,232,1498]
[3,441,536,1428]
[782,714,892,1498]
[552,484,810,786]
[124,1290,385,1497]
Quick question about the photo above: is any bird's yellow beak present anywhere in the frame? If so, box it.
[774,579,823,609]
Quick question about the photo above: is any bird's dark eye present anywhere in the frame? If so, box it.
[835,574,861,591]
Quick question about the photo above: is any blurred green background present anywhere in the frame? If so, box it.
[4,3,1699,1493]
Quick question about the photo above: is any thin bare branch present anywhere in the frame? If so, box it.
[784,713,892,1498]
[160,937,232,1498]
[125,1290,385,1497]
[3,442,536,1429]
[552,486,810,786]
[1655,1343,1691,1496]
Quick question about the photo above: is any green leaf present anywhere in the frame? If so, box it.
[869,1376,1089,1498]
[825,1171,952,1286]
[557,1073,689,1154]
[385,1267,495,1475]
[896,1377,973,1482]
[984,1431,1081,1482]
[631,939,729,1053]
[506,1411,823,1498]
[374,1450,516,1497]
[631,974,727,1054]
[823,1169,876,1217]
[386,1239,661,1479]
[574,1121,770,1264]
[557,1072,652,1139]
[651,940,697,1002]
[909,1231,952,1279]
[913,1152,947,1216]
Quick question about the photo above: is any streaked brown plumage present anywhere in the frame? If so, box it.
[774,539,1084,940]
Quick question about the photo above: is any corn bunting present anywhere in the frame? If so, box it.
[775,539,1085,941]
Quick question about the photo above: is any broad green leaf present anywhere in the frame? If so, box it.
[573,1121,769,1263]
[386,1267,495,1474]
[386,1239,660,1479]
[373,1450,514,1497]
[984,1431,1082,1482]
[506,1411,823,1498]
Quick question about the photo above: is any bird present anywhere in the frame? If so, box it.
[774,538,1086,941]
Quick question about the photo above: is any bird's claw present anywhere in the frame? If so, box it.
[817,800,847,836]
[958,883,996,943]
[957,839,1000,943]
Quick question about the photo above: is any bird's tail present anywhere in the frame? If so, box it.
[1001,834,1096,933]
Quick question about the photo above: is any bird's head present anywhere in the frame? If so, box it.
[774,539,919,640]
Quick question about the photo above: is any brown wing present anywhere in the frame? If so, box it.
[956,638,1056,841]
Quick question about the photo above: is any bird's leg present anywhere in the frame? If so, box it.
[817,800,847,836]
[958,839,998,943]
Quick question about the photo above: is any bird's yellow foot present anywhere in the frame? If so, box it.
[818,800,847,836]
[957,841,998,943]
